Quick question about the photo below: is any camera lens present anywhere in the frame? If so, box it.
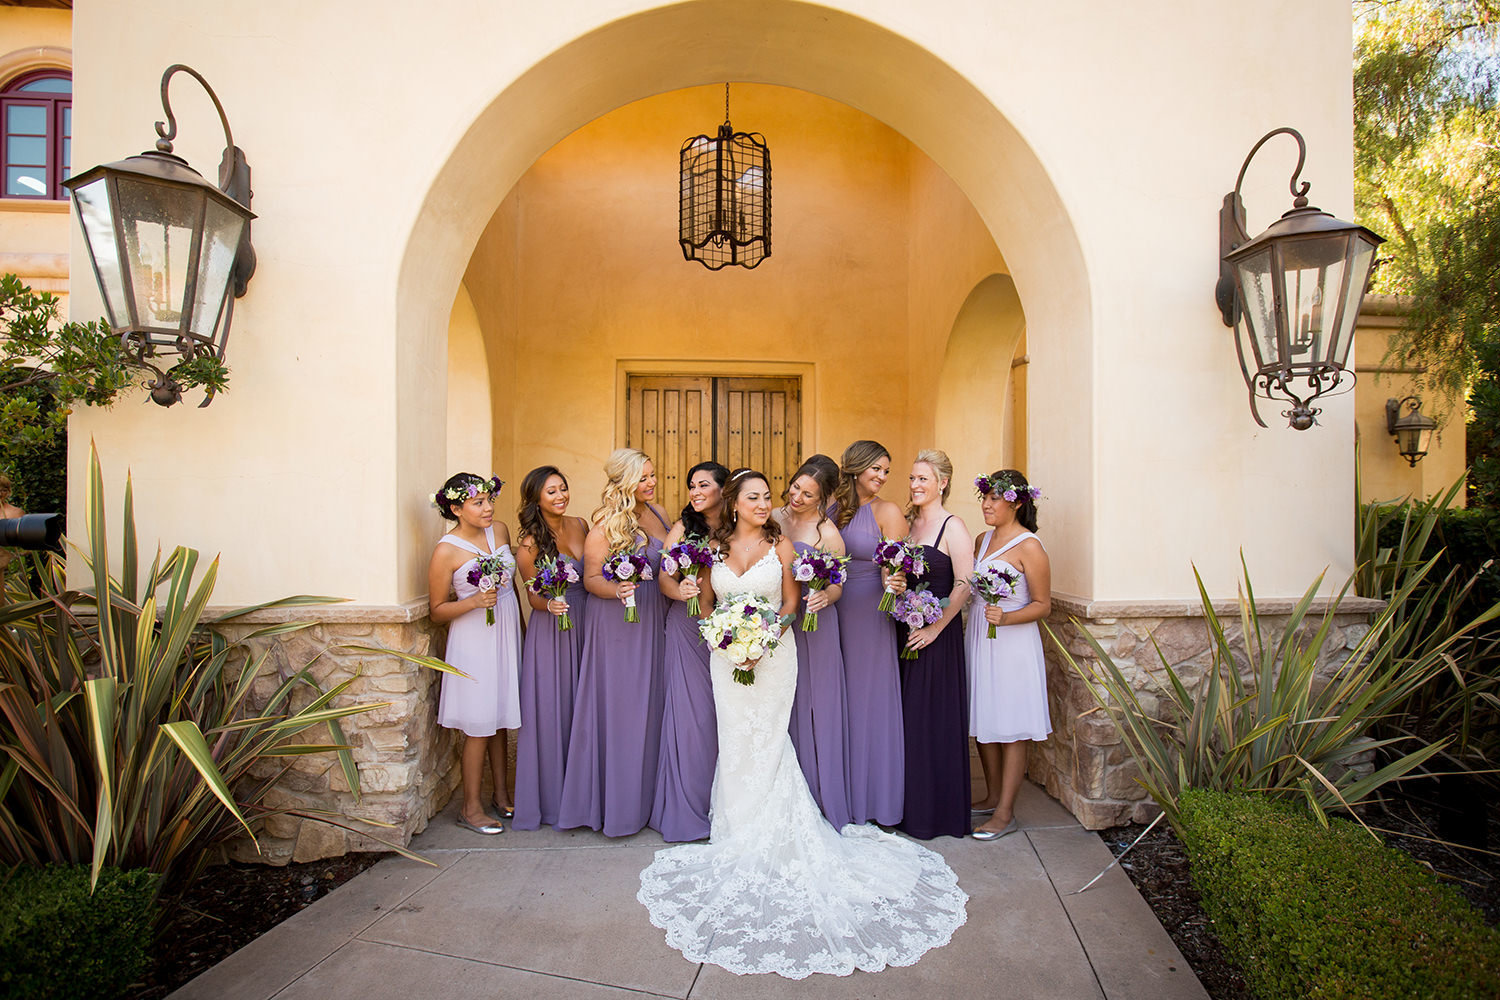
[0,513,62,551]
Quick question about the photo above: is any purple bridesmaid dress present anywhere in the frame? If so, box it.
[649,598,717,841]
[556,531,668,837]
[512,554,586,830]
[837,502,905,826]
[789,540,854,830]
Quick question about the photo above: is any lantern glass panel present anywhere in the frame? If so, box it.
[116,174,205,334]
[1333,235,1379,369]
[188,196,244,341]
[67,174,125,327]
[1276,234,1347,364]
[1232,245,1278,369]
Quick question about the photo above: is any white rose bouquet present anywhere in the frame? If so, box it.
[699,592,789,685]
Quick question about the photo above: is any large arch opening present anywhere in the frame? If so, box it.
[397,0,1092,599]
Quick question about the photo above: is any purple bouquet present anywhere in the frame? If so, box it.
[790,547,850,632]
[527,554,581,631]
[661,537,715,616]
[602,548,654,623]
[466,550,515,626]
[971,564,1022,638]
[888,588,948,660]
[871,537,928,612]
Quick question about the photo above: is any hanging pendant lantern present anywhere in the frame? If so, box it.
[680,84,771,270]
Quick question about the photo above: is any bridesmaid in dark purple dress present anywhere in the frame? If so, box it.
[832,440,910,827]
[557,448,672,837]
[513,466,589,830]
[650,461,729,842]
[894,450,974,840]
[775,454,854,830]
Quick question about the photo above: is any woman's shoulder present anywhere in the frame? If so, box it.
[815,518,846,552]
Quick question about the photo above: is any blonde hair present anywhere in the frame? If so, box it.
[907,449,953,521]
[592,447,652,552]
[833,440,890,530]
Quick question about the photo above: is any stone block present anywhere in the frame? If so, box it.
[1070,797,1132,830]
[1111,629,1138,657]
[1152,618,1210,666]
[292,820,351,863]
[358,762,419,794]
[1130,799,1165,824]
[1073,713,1121,748]
[1104,761,1147,800]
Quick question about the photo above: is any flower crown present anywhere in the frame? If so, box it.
[430,475,504,510]
[974,472,1041,504]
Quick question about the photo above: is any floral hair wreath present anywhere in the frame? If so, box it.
[429,475,504,510]
[974,472,1042,504]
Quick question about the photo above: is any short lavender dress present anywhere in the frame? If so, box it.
[436,527,522,738]
[513,552,586,830]
[836,502,904,826]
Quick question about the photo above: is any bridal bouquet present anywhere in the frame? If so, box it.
[467,550,515,626]
[888,588,948,659]
[602,549,653,623]
[661,537,715,616]
[527,554,581,631]
[790,548,849,632]
[872,538,928,612]
[970,565,1022,638]
[700,593,788,685]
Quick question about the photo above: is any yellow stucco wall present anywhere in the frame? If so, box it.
[65,0,1363,607]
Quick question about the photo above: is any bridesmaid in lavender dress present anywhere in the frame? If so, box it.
[774,454,854,830]
[650,461,729,842]
[513,466,589,830]
[895,450,974,840]
[832,440,910,826]
[428,473,521,836]
[557,448,672,837]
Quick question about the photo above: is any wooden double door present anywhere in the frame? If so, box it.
[625,374,802,516]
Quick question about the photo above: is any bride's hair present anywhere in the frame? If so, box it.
[833,440,890,530]
[592,448,652,552]
[906,449,953,522]
[710,468,782,553]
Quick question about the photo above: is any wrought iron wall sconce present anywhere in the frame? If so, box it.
[1215,127,1384,430]
[1386,396,1437,466]
[64,64,255,407]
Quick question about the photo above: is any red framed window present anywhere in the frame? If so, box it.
[1,70,71,200]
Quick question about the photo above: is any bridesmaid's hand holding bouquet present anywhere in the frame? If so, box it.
[970,565,1021,639]
[527,554,581,631]
[602,549,653,623]
[467,550,516,626]
[661,538,715,616]
[872,538,926,612]
[888,588,947,659]
[790,548,849,632]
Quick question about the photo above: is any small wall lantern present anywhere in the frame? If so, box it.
[1215,128,1384,430]
[1386,396,1438,466]
[63,64,255,407]
[679,84,770,270]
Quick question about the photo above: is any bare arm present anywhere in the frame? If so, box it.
[982,538,1052,627]
[428,541,493,625]
[582,526,636,602]
[516,536,551,614]
[776,537,801,623]
[657,522,692,603]
[806,519,846,611]
[873,499,912,594]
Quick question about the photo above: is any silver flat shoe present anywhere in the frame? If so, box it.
[972,818,1019,841]
[457,816,505,835]
[970,806,996,816]
[487,803,515,820]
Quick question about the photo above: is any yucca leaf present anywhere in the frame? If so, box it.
[159,721,256,842]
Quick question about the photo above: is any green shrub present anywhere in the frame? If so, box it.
[1179,789,1500,1000]
[0,864,159,1000]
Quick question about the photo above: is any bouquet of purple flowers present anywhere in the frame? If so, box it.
[661,537,715,616]
[971,564,1022,638]
[467,550,515,626]
[790,547,850,632]
[889,588,948,660]
[871,537,928,612]
[527,554,581,631]
[602,548,654,623]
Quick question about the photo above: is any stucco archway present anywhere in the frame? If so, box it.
[395,0,1093,598]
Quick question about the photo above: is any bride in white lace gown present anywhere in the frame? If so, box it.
[638,470,967,979]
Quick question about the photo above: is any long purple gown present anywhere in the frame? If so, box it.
[895,517,971,839]
[650,598,717,841]
[513,553,586,830]
[837,502,904,826]
[556,530,667,837]
[789,540,854,830]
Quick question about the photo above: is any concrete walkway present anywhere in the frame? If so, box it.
[170,783,1207,1000]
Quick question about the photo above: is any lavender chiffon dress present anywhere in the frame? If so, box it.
[837,502,904,826]
[513,553,586,830]
[557,526,669,837]
[650,598,717,841]
[789,540,854,830]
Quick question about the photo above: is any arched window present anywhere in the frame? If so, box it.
[1,70,70,199]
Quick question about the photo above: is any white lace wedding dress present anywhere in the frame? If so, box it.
[637,550,968,979]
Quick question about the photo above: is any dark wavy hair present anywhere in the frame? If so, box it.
[787,454,839,527]
[710,468,782,552]
[988,468,1039,533]
[680,461,730,540]
[833,440,890,530]
[434,472,499,522]
[517,465,569,560]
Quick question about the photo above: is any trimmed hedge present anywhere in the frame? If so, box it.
[0,865,159,1000]
[1178,789,1500,1000]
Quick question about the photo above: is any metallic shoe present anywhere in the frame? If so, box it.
[970,805,996,816]
[457,816,505,835]
[487,803,515,820]
[972,818,1019,841]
